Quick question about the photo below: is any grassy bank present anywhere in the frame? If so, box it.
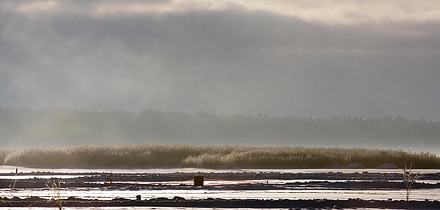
[1,144,439,169]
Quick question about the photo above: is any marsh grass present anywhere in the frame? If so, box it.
[42,178,62,209]
[1,144,439,169]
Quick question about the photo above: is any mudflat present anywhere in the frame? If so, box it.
[0,169,439,208]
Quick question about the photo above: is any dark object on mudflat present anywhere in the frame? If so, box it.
[136,195,141,200]
[1,197,440,209]
[194,176,204,186]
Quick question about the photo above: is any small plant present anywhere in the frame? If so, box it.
[42,179,62,210]
[403,163,419,202]
[9,168,18,189]
[2,168,20,207]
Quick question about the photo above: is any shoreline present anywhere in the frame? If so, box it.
[0,169,439,208]
[1,197,440,209]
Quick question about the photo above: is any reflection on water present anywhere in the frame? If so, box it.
[1,188,440,201]
[0,166,439,203]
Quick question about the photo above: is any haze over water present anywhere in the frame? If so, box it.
[1,1,440,152]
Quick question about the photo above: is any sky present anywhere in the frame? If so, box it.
[1,0,440,121]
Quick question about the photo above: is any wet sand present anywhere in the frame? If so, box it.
[1,196,440,209]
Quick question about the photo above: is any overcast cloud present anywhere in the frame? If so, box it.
[1,0,440,121]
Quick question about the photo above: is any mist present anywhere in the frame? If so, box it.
[1,1,440,152]
[0,107,439,155]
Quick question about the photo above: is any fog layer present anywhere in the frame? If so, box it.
[1,107,439,154]
[1,1,440,121]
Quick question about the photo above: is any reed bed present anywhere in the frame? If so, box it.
[1,144,439,169]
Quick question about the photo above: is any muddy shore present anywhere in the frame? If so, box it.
[0,170,439,208]
[1,171,439,189]
[1,196,440,209]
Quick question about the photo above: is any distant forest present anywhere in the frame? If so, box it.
[0,107,439,148]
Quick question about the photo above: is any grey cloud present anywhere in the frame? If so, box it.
[1,4,440,121]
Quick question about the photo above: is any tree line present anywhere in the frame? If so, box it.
[0,107,439,147]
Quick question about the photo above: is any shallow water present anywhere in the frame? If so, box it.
[2,188,439,201]
[0,166,439,209]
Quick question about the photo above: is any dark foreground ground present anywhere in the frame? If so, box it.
[1,196,440,209]
[0,169,440,209]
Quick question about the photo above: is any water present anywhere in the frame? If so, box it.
[0,166,439,209]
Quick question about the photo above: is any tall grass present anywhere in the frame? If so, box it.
[1,144,439,169]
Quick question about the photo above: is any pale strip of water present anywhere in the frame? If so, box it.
[107,179,440,185]
[1,188,439,201]
[1,176,439,185]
